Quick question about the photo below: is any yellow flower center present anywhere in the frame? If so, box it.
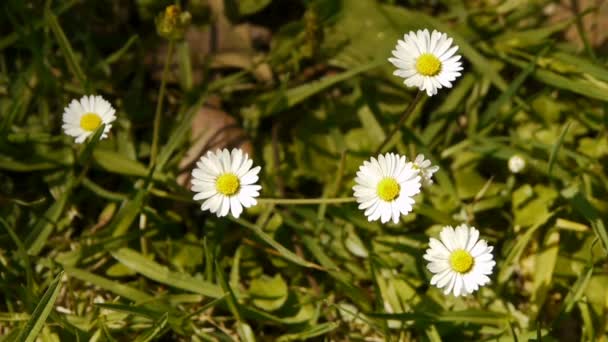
[376,178,400,202]
[216,173,240,196]
[80,113,102,132]
[449,249,474,273]
[415,53,442,76]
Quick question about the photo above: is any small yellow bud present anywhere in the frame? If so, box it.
[156,5,191,41]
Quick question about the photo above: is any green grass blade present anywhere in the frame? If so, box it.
[45,10,86,86]
[547,121,571,178]
[216,261,255,342]
[498,212,554,283]
[63,266,153,302]
[25,190,71,255]
[16,271,64,342]
[562,188,608,255]
[277,322,340,341]
[110,188,147,237]
[0,218,34,291]
[478,56,536,130]
[78,124,105,165]
[111,248,223,298]
[283,59,383,110]
[133,312,168,342]
[561,266,593,314]
[232,217,322,269]
[368,310,509,326]
[93,149,168,182]
[155,96,207,172]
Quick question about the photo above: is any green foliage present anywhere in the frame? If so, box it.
[1,0,608,340]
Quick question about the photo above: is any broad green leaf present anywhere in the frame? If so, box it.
[249,274,288,312]
[93,149,167,181]
[239,0,272,16]
[531,229,559,318]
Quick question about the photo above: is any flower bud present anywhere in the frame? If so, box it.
[508,154,526,174]
[155,5,191,41]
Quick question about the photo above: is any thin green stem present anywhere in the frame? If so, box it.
[257,197,356,205]
[570,0,597,62]
[374,90,424,155]
[148,189,356,206]
[149,40,175,168]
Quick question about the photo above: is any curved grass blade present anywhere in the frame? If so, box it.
[25,189,71,255]
[0,218,34,291]
[78,124,105,165]
[133,312,168,342]
[277,322,340,341]
[63,265,153,303]
[111,248,222,298]
[45,9,86,86]
[216,261,255,342]
[368,309,509,326]
[547,121,571,178]
[231,217,323,269]
[16,271,64,342]
[562,189,608,255]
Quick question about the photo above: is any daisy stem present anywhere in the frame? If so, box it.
[374,90,424,155]
[149,40,175,168]
[257,197,357,205]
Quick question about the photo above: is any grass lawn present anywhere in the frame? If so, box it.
[1,0,608,340]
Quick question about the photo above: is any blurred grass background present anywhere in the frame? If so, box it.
[1,0,608,340]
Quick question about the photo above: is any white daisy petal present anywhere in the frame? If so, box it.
[388,29,463,96]
[202,194,221,212]
[62,95,116,144]
[353,153,422,223]
[218,196,230,217]
[412,154,439,186]
[425,224,495,296]
[191,148,262,218]
[230,196,243,218]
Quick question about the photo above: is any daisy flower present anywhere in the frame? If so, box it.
[423,224,495,297]
[508,154,526,174]
[62,95,116,143]
[389,29,463,96]
[353,153,421,224]
[191,148,261,218]
[412,154,439,186]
